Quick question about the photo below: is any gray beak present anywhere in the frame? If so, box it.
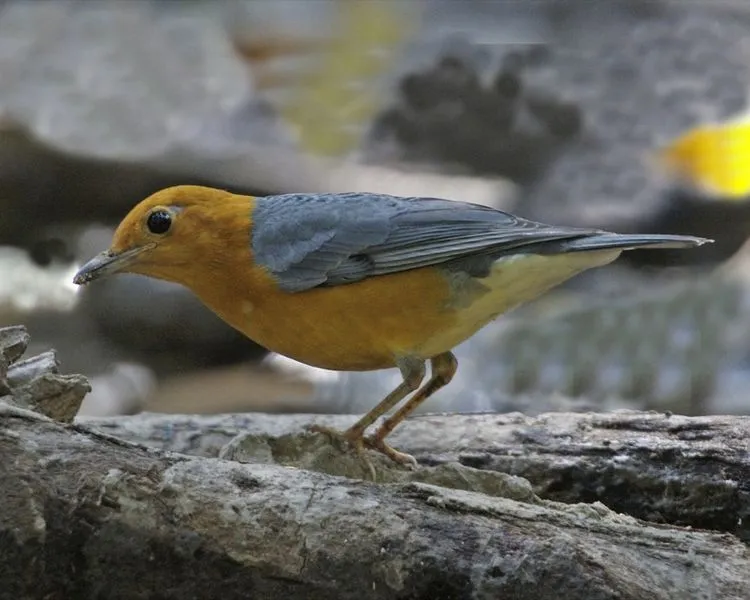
[73,244,154,285]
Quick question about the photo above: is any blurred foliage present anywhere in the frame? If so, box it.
[239,0,416,157]
[287,0,414,156]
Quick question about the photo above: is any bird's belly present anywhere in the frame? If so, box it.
[413,249,622,358]
[201,249,620,372]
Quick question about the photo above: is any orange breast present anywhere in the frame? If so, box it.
[194,264,458,371]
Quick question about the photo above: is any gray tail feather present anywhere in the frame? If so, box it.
[540,233,713,254]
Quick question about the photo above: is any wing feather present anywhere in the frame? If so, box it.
[250,192,595,291]
[250,192,706,292]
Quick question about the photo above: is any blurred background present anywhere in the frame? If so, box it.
[8,0,750,419]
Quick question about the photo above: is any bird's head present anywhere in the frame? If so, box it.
[74,185,252,289]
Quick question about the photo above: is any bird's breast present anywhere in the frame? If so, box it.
[193,264,457,370]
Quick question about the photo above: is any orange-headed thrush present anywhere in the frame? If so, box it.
[74,185,711,467]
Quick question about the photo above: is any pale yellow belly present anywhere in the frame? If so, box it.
[413,249,621,358]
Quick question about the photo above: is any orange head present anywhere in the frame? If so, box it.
[73,185,254,290]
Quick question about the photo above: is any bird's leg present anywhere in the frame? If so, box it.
[364,352,458,467]
[309,357,426,457]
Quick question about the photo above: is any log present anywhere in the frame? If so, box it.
[3,324,750,598]
[0,325,89,422]
[81,411,750,540]
[2,404,750,600]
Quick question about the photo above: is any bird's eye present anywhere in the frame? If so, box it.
[146,210,172,235]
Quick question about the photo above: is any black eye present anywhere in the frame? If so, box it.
[146,210,172,235]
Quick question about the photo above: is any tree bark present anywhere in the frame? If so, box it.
[1,404,749,600]
[82,410,750,542]
[3,325,750,599]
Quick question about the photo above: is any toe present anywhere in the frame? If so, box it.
[364,436,419,469]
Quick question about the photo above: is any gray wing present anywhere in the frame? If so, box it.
[250,192,707,292]
[250,192,598,292]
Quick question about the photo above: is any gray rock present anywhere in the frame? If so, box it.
[0,0,258,159]
[518,4,750,227]
[0,324,90,422]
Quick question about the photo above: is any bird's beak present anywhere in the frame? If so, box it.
[73,244,155,285]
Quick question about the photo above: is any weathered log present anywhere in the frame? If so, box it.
[0,324,30,364]
[3,323,750,598]
[81,410,750,541]
[1,404,749,600]
[0,325,89,422]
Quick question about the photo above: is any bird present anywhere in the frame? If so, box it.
[73,185,711,469]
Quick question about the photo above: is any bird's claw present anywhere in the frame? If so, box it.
[307,424,418,476]
[363,435,418,470]
[308,424,365,453]
[307,424,377,479]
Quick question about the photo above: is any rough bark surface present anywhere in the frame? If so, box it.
[3,325,750,599]
[83,410,750,542]
[0,325,89,422]
[2,405,750,600]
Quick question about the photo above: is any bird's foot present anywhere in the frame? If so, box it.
[308,425,417,475]
[308,424,366,453]
[307,424,377,480]
[363,435,418,470]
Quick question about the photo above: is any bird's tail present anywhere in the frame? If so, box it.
[539,233,712,254]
